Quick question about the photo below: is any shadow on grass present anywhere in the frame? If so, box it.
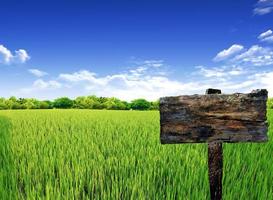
[0,116,16,199]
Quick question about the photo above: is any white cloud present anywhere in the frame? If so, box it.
[0,44,30,64]
[20,79,62,94]
[262,35,273,42]
[254,7,273,15]
[213,37,273,67]
[258,29,272,39]
[28,69,48,77]
[17,61,204,100]
[0,45,13,63]
[16,58,273,100]
[213,44,244,61]
[59,70,98,82]
[213,42,273,67]
[14,49,30,63]
[233,45,273,66]
[196,65,245,78]
[258,29,273,42]
[143,60,164,67]
[195,69,273,96]
[58,65,207,100]
[33,79,61,90]
[219,70,273,96]
[57,61,273,99]
[58,60,169,94]
[252,71,273,95]
[254,0,273,15]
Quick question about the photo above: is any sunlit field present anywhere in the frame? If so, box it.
[0,110,272,199]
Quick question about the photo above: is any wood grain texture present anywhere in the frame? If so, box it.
[160,89,268,144]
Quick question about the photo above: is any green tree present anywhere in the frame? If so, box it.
[102,97,126,110]
[5,97,17,109]
[122,101,130,110]
[23,99,40,109]
[150,100,159,110]
[0,98,8,110]
[0,103,8,110]
[115,100,127,110]
[103,98,115,110]
[53,97,74,109]
[74,97,86,109]
[39,101,52,109]
[74,96,100,109]
[16,98,27,109]
[130,99,151,110]
[84,96,98,109]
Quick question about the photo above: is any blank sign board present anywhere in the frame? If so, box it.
[160,89,268,144]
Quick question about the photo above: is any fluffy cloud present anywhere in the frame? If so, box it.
[20,79,62,94]
[213,44,244,61]
[258,29,272,38]
[252,71,273,95]
[58,62,209,100]
[15,49,30,63]
[213,32,273,66]
[59,70,98,83]
[0,44,30,64]
[196,66,245,78]
[0,45,13,63]
[214,43,273,67]
[28,69,48,77]
[56,65,273,98]
[11,27,273,100]
[17,61,208,100]
[17,58,273,100]
[258,29,273,42]
[254,0,273,15]
[233,45,273,66]
[89,75,206,101]
[33,79,61,89]
[195,68,273,96]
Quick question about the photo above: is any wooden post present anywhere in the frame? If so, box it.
[206,89,222,200]
[208,142,223,200]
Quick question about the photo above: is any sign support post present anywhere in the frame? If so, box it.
[208,142,223,200]
[206,89,223,200]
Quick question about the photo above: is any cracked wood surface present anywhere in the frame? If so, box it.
[160,89,268,144]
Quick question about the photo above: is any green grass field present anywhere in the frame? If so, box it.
[0,109,272,199]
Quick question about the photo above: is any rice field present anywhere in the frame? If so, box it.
[0,109,272,199]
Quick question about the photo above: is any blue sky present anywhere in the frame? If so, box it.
[0,0,273,100]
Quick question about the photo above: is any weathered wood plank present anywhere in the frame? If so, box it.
[160,89,268,143]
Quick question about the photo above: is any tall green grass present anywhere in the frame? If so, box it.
[0,109,272,199]
[0,116,16,199]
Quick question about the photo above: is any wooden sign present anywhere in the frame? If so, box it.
[159,89,268,200]
[160,89,268,144]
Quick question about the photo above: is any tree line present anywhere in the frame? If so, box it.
[0,96,159,110]
[1,96,272,111]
